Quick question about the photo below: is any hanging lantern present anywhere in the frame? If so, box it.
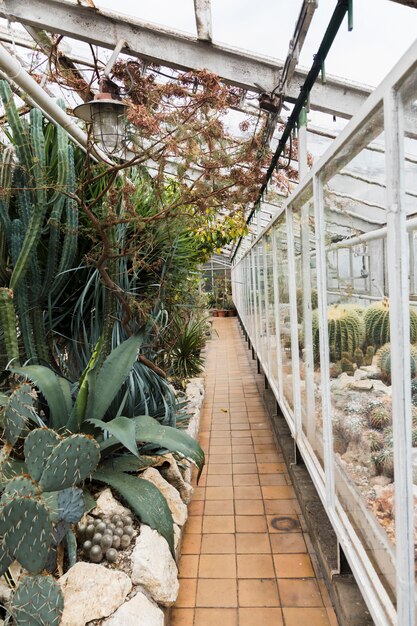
[74,77,127,155]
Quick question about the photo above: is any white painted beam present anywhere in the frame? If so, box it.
[0,0,372,118]
[193,0,212,42]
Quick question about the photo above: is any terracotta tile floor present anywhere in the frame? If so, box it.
[171,318,339,626]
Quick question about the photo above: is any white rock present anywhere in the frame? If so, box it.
[350,380,373,391]
[141,468,188,526]
[354,369,368,381]
[59,563,132,626]
[103,591,164,626]
[373,380,392,395]
[93,488,130,518]
[131,525,179,606]
[174,523,181,555]
[159,454,194,503]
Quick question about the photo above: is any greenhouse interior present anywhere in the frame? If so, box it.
[1,0,417,625]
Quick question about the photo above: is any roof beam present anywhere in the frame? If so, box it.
[193,0,212,42]
[0,0,372,119]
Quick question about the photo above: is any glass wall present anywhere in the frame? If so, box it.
[232,41,417,626]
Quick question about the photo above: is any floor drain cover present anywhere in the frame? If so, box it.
[269,516,299,531]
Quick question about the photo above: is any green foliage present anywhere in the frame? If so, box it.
[364,298,417,348]
[10,574,64,626]
[167,316,208,380]
[312,305,364,362]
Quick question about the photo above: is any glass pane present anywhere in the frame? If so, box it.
[324,109,396,602]
[401,68,417,600]
[265,233,278,385]
[295,201,323,467]
[275,214,293,411]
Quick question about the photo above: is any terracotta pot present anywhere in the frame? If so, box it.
[211,310,219,317]
[217,309,227,317]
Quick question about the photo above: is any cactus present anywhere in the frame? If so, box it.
[365,429,385,452]
[364,298,417,348]
[77,511,135,564]
[0,83,80,368]
[0,496,53,573]
[3,383,34,445]
[296,287,318,321]
[10,574,64,626]
[364,345,375,366]
[57,487,85,524]
[377,343,417,385]
[39,434,100,492]
[340,357,354,374]
[353,347,364,367]
[312,305,364,362]
[368,404,391,430]
[0,288,19,364]
[2,475,39,500]
[24,428,61,481]
[372,446,394,479]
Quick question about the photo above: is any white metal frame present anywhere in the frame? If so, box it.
[232,37,417,626]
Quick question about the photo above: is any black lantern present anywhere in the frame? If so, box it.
[74,77,127,155]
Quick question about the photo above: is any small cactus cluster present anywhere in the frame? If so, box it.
[77,512,135,564]
[368,404,391,430]
[353,347,364,367]
[364,298,417,348]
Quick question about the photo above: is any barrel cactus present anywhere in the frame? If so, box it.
[312,305,364,362]
[377,343,417,385]
[364,298,417,348]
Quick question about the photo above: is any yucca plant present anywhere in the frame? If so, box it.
[168,316,209,380]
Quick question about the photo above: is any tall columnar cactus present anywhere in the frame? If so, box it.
[364,298,417,348]
[376,343,417,384]
[312,305,364,362]
[0,288,19,365]
[0,81,79,367]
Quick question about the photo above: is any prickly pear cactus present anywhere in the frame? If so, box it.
[364,298,417,348]
[58,487,85,524]
[10,574,64,626]
[376,343,417,385]
[39,434,100,492]
[0,496,53,573]
[3,383,34,445]
[24,428,61,481]
[312,305,364,362]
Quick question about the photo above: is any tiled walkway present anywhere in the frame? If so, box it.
[171,318,338,626]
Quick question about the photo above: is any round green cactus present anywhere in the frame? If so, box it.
[377,343,417,385]
[312,305,364,362]
[364,298,417,348]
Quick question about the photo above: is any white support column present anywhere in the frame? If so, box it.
[271,227,284,399]
[384,87,415,626]
[256,244,264,366]
[251,249,260,352]
[313,174,335,507]
[299,110,316,443]
[262,238,272,377]
[287,207,302,437]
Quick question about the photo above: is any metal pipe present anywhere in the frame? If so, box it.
[0,42,111,164]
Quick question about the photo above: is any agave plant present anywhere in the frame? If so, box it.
[1,335,204,553]
[167,315,209,380]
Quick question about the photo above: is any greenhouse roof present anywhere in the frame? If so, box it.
[1,0,417,259]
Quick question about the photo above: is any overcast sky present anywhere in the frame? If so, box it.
[93,0,417,88]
